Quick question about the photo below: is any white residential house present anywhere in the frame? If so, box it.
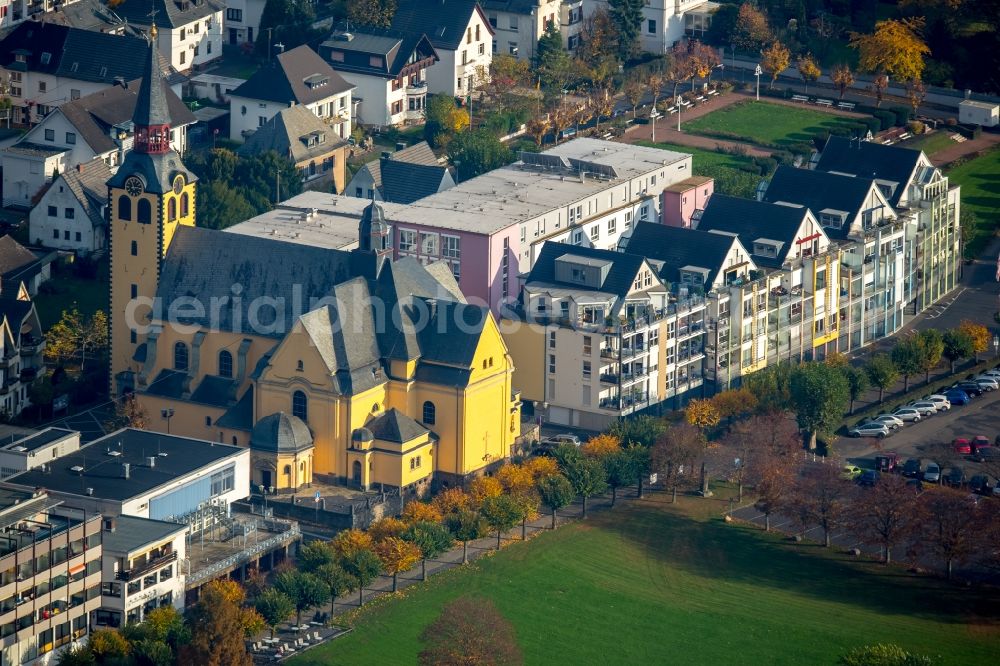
[223,0,266,46]
[583,0,718,53]
[110,0,224,72]
[229,44,354,141]
[1,79,195,208]
[390,0,494,98]
[0,0,82,29]
[29,159,111,254]
[482,0,560,61]
[320,28,437,128]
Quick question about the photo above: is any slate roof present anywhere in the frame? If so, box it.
[815,136,923,207]
[366,408,429,443]
[57,160,112,230]
[482,0,539,14]
[695,195,809,267]
[237,105,347,164]
[359,141,439,193]
[231,45,354,106]
[0,299,34,345]
[391,0,491,51]
[320,28,438,79]
[111,0,223,29]
[526,242,647,299]
[145,369,186,399]
[623,222,740,287]
[189,375,239,407]
[106,149,198,195]
[55,77,194,155]
[47,0,143,35]
[101,515,186,554]
[215,386,254,431]
[134,30,171,127]
[762,166,882,240]
[250,412,313,453]
[379,159,450,204]
[0,23,159,85]
[0,237,40,275]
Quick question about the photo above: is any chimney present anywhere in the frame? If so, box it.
[395,141,406,151]
[381,151,391,160]
[85,487,94,496]
[76,163,82,172]
[122,463,130,479]
[146,456,156,468]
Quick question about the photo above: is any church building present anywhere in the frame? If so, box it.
[107,27,520,494]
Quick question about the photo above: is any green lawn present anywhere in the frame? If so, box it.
[902,130,956,158]
[634,140,757,171]
[290,496,999,666]
[683,101,855,147]
[35,266,108,328]
[947,147,1000,257]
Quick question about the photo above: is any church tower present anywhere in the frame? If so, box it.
[354,200,392,278]
[107,24,198,394]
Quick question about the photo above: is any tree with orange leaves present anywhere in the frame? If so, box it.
[401,501,442,525]
[368,517,407,542]
[432,487,471,516]
[761,41,790,89]
[523,456,559,480]
[581,433,621,458]
[685,398,721,430]
[468,475,503,507]
[374,536,422,592]
[331,528,374,558]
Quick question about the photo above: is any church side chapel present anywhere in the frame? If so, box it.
[107,26,520,494]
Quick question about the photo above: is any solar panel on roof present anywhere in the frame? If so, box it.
[519,151,568,170]
[568,158,618,180]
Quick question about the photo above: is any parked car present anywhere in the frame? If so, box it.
[872,414,904,429]
[923,462,941,483]
[955,381,984,397]
[945,466,966,487]
[973,376,998,391]
[909,401,938,416]
[901,458,922,478]
[972,436,991,454]
[840,465,862,480]
[969,475,994,495]
[972,446,999,463]
[848,422,890,439]
[858,470,881,486]
[953,438,972,455]
[875,452,900,473]
[943,389,971,405]
[540,433,582,448]
[979,369,1000,380]
[892,407,922,422]
[924,395,951,410]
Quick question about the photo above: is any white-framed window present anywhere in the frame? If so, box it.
[583,335,592,355]
[568,205,582,223]
[583,361,591,379]
[607,218,616,235]
[443,234,460,258]
[589,225,599,241]
[399,229,417,252]
[419,231,439,255]
[549,331,556,348]
[548,354,555,373]
[450,260,461,281]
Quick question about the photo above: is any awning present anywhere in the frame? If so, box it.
[68,563,85,575]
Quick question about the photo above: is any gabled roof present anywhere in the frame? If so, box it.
[215,386,254,431]
[695,195,810,267]
[110,0,223,29]
[379,159,451,204]
[47,0,142,35]
[366,408,429,444]
[391,0,492,51]
[238,105,347,163]
[482,0,541,15]
[525,242,647,299]
[762,166,886,240]
[133,31,170,127]
[231,45,354,106]
[321,28,438,79]
[56,160,112,229]
[359,141,439,193]
[0,23,162,85]
[624,222,742,287]
[49,77,194,155]
[0,237,39,276]
[815,136,923,207]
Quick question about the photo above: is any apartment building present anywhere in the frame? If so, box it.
[482,0,561,60]
[583,0,719,53]
[0,0,81,30]
[0,489,102,665]
[504,243,708,430]
[0,429,80,480]
[110,0,224,72]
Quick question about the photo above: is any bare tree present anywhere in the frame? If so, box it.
[747,450,794,532]
[419,596,523,666]
[791,464,855,547]
[918,489,988,580]
[848,475,919,564]
[651,422,704,503]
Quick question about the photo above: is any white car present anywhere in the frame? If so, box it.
[924,395,951,410]
[974,376,999,391]
[923,462,941,483]
[848,422,890,439]
[872,414,905,429]
[909,401,938,416]
[980,369,1000,379]
[892,407,922,422]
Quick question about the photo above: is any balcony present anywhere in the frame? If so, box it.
[600,347,619,360]
[115,551,177,582]
[599,373,619,385]
[621,344,646,358]
[621,368,648,385]
[20,336,42,355]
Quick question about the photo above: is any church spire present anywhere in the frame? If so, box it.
[133,22,171,153]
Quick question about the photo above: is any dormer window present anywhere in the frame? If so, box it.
[15,54,27,63]
[304,74,329,89]
[40,52,51,65]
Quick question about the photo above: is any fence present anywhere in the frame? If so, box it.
[234,489,404,531]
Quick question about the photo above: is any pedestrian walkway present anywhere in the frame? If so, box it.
[929,131,1000,166]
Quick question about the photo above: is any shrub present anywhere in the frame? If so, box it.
[872,110,895,131]
[945,117,957,126]
[829,125,852,138]
[861,116,881,134]
[772,150,795,166]
[907,120,925,135]
[754,157,778,176]
[839,643,933,666]
[889,106,910,127]
[718,81,733,93]
[788,142,814,157]
[813,130,831,151]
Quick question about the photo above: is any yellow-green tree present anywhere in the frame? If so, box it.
[685,398,721,430]
[432,487,471,516]
[368,517,407,542]
[831,64,855,99]
[731,2,772,52]
[850,18,930,82]
[44,308,108,369]
[331,528,374,558]
[958,320,990,361]
[581,433,621,458]
[761,42,790,89]
[401,501,442,525]
[468,475,503,507]
[374,536,422,592]
[797,55,821,94]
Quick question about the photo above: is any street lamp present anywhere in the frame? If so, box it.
[160,408,174,434]
[754,64,762,102]
[676,95,682,132]
[993,334,998,358]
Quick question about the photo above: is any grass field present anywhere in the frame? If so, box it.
[902,130,957,158]
[34,266,108,328]
[947,147,1000,257]
[290,493,999,666]
[683,101,855,147]
[634,140,757,171]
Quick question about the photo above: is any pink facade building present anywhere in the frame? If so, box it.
[661,176,714,228]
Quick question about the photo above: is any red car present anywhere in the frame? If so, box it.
[953,438,971,454]
[972,436,991,454]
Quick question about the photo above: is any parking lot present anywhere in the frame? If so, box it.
[836,379,1000,478]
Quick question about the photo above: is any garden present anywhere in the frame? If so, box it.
[681,100,868,149]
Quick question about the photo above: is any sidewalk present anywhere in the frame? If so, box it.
[929,131,1000,166]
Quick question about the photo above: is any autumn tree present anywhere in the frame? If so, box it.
[872,74,890,108]
[254,589,295,639]
[424,95,470,150]
[368,516,407,542]
[789,362,850,450]
[581,433,621,458]
[667,42,697,98]
[273,570,327,626]
[915,328,944,384]
[433,487,471,517]
[401,501,442,525]
[523,455,559,480]
[347,0,396,28]
[761,42,790,89]
[651,422,705,502]
[525,117,550,148]
[957,320,990,362]
[537,473,575,528]
[731,2,772,53]
[850,18,931,83]
[840,365,869,416]
[748,450,794,532]
[181,581,252,666]
[689,41,722,87]
[468,475,504,508]
[315,561,356,616]
[831,63,855,99]
[685,398,721,430]
[918,489,986,579]
[476,54,530,113]
[88,629,130,662]
[340,547,382,607]
[891,335,924,392]
[711,388,757,424]
[906,78,927,116]
[647,71,668,121]
[791,464,854,547]
[718,411,798,502]
[865,353,899,402]
[480,494,525,548]
[566,455,609,517]
[577,7,620,71]
[331,528,374,559]
[848,474,919,564]
[942,327,975,373]
[374,536,422,592]
[402,521,454,580]
[797,55,821,94]
[419,597,523,666]
[44,308,108,369]
[445,509,487,564]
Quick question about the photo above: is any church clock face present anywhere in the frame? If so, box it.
[125,176,144,197]
[172,175,184,195]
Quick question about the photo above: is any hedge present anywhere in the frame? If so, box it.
[889,106,910,127]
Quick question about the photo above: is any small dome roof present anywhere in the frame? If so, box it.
[352,427,374,442]
[250,412,313,453]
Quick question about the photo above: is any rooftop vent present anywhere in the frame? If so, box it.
[85,487,94,496]
[70,465,84,475]
[107,450,121,457]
